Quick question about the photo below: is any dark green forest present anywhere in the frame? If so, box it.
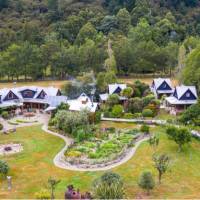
[0,0,200,90]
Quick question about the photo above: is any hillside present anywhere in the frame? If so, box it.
[0,0,200,91]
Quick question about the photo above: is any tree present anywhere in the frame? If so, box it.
[0,160,9,178]
[131,0,151,25]
[79,39,107,73]
[149,136,159,151]
[140,124,150,135]
[181,44,200,92]
[56,15,84,43]
[21,21,43,45]
[152,154,170,184]
[112,104,123,118]
[104,71,117,84]
[76,22,97,45]
[92,172,124,199]
[121,87,133,98]
[47,0,58,11]
[180,100,200,126]
[54,110,89,134]
[138,171,155,195]
[128,97,143,113]
[107,94,120,107]
[98,15,118,34]
[116,8,131,35]
[97,72,107,92]
[48,177,60,200]
[166,126,191,151]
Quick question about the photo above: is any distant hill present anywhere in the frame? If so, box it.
[0,0,200,84]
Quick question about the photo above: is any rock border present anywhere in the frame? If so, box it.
[0,143,23,155]
[42,125,149,172]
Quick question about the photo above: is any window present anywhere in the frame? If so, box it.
[22,90,35,98]
[186,92,190,98]
[8,92,14,99]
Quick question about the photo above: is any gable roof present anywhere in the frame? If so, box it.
[0,86,59,100]
[175,85,198,99]
[108,83,127,94]
[153,78,173,91]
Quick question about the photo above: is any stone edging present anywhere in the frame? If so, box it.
[42,125,149,172]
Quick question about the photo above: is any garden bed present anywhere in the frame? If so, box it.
[64,129,141,167]
[0,143,23,155]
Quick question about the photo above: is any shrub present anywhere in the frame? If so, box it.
[121,87,133,98]
[124,113,134,119]
[92,172,124,199]
[111,105,123,118]
[128,97,143,113]
[89,152,102,159]
[142,94,155,107]
[48,118,56,127]
[107,94,120,107]
[0,160,9,178]
[76,129,86,142]
[104,111,111,118]
[133,113,142,118]
[140,124,150,134]
[35,189,51,199]
[95,111,101,123]
[179,101,200,126]
[138,171,155,195]
[142,109,154,118]
[0,123,3,130]
[126,129,139,135]
[66,150,82,158]
[106,127,116,133]
[54,110,89,134]
[1,111,9,119]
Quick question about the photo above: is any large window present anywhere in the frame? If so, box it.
[21,90,36,98]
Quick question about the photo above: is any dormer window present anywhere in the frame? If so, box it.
[186,92,190,98]
[8,92,14,99]
[37,90,47,99]
[21,89,36,98]
[24,91,33,98]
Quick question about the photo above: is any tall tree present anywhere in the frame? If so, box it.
[116,8,131,35]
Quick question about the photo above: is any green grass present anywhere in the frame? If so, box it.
[0,80,67,89]
[0,125,200,199]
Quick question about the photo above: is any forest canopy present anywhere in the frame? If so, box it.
[0,0,200,92]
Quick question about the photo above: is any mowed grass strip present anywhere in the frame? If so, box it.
[0,125,200,199]
[0,80,68,89]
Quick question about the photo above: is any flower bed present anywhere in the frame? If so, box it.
[0,143,23,155]
[64,130,139,166]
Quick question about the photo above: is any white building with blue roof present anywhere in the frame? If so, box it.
[0,86,62,110]
[151,78,174,99]
[99,83,127,102]
[165,85,198,108]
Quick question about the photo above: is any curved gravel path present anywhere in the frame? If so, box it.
[42,125,149,172]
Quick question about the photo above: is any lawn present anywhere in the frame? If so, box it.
[0,125,200,199]
[0,76,178,90]
[119,77,178,86]
[0,80,68,89]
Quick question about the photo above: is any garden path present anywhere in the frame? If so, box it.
[42,124,149,171]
